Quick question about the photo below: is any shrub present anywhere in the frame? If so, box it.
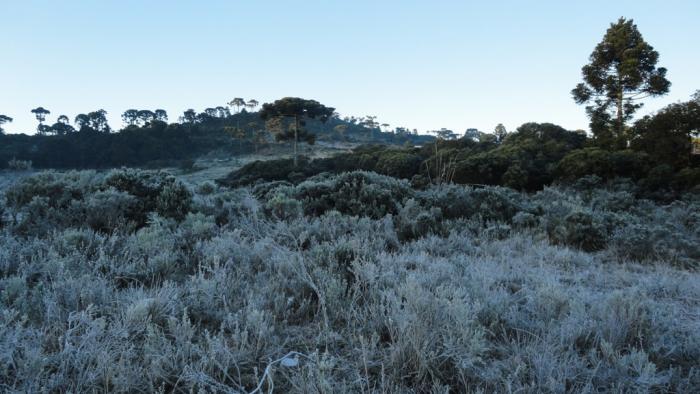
[156,181,192,221]
[284,171,414,219]
[641,164,675,191]
[375,151,422,179]
[83,188,137,233]
[547,210,607,252]
[512,211,537,229]
[673,167,700,191]
[105,169,192,224]
[219,156,312,186]
[7,158,32,171]
[395,198,443,241]
[4,169,192,234]
[501,163,529,190]
[556,148,650,182]
[5,170,99,211]
[467,187,526,223]
[264,192,303,220]
[418,184,528,222]
[0,169,699,392]
[196,181,217,195]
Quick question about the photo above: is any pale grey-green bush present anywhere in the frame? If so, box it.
[0,169,698,392]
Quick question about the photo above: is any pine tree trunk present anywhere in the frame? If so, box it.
[617,94,624,141]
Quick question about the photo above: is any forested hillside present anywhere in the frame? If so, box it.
[0,106,432,169]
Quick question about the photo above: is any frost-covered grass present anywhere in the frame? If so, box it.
[0,170,698,392]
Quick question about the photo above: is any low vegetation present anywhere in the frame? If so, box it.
[0,169,698,392]
[0,16,698,393]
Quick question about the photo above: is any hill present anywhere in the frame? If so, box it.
[0,109,433,170]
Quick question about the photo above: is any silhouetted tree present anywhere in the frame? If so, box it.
[435,128,457,140]
[494,123,508,142]
[180,109,197,124]
[154,109,168,122]
[259,97,335,166]
[228,98,246,114]
[137,110,156,125]
[122,109,139,126]
[572,17,670,148]
[31,107,50,133]
[75,110,110,132]
[50,115,75,135]
[246,99,259,111]
[0,115,12,134]
[463,128,480,141]
[203,108,218,118]
[215,106,230,118]
[362,115,379,139]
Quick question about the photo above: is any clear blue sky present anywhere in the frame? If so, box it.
[1,1,698,135]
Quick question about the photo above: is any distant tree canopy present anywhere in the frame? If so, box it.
[75,110,111,133]
[31,107,51,134]
[0,101,429,170]
[434,128,458,140]
[259,97,335,166]
[572,17,670,149]
[494,124,508,143]
[0,115,12,134]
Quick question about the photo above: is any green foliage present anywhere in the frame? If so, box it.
[259,97,335,165]
[673,167,700,191]
[105,169,192,224]
[547,210,608,252]
[3,106,423,170]
[156,181,193,221]
[556,148,650,181]
[4,169,192,235]
[374,150,422,179]
[288,171,414,218]
[452,123,586,190]
[395,198,443,241]
[631,97,700,168]
[572,17,670,147]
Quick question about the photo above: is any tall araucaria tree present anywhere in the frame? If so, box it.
[31,107,51,134]
[259,97,334,166]
[229,98,246,114]
[572,17,670,149]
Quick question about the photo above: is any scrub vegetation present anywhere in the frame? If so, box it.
[0,169,698,392]
[0,17,698,393]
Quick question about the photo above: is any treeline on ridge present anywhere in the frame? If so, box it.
[221,105,700,200]
[0,107,431,169]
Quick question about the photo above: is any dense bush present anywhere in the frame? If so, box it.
[104,169,193,225]
[280,171,414,218]
[374,150,422,179]
[4,169,192,234]
[546,210,608,251]
[220,145,425,187]
[556,148,650,181]
[417,184,530,222]
[451,123,587,190]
